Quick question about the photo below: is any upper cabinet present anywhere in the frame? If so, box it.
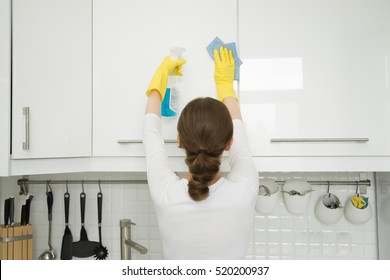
[0,0,11,176]
[238,0,390,156]
[7,0,390,174]
[12,0,92,159]
[93,0,237,156]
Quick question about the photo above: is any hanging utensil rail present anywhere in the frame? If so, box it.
[18,179,148,195]
[18,178,371,195]
[273,180,370,187]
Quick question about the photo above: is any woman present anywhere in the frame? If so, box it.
[143,47,258,259]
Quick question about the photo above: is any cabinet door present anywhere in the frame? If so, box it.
[239,0,390,156]
[93,0,237,156]
[12,0,91,159]
[0,0,11,175]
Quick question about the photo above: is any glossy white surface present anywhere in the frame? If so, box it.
[12,0,92,159]
[0,0,11,176]
[93,0,237,156]
[6,0,390,175]
[376,172,390,259]
[239,0,390,156]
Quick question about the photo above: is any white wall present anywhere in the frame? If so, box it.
[0,172,378,260]
[376,173,390,260]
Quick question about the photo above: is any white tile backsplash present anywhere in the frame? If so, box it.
[0,172,378,260]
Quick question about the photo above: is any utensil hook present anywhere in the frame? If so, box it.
[46,181,52,193]
[98,180,102,194]
[65,180,69,194]
[327,181,331,197]
[356,181,360,197]
[81,180,85,193]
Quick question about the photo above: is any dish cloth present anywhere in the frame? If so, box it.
[206,36,243,81]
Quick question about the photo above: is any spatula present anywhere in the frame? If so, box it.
[72,191,99,258]
[60,192,73,259]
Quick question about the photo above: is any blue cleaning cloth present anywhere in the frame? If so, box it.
[206,36,243,81]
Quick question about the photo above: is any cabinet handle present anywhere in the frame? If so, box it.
[270,138,369,143]
[117,139,177,144]
[22,107,30,150]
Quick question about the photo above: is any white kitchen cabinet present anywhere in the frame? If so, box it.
[93,0,237,156]
[0,0,11,176]
[239,0,390,156]
[12,0,92,159]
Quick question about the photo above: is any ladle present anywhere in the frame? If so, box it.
[39,183,56,260]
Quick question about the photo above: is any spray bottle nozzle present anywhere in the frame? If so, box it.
[170,47,186,60]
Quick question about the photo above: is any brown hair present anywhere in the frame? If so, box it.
[177,97,233,201]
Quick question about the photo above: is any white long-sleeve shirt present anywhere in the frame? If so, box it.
[143,113,258,259]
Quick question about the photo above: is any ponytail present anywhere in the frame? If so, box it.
[186,152,221,201]
[178,97,233,202]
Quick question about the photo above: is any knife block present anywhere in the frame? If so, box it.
[0,224,33,260]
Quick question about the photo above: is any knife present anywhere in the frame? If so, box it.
[25,195,34,225]
[4,199,10,227]
[9,196,15,226]
[21,205,27,226]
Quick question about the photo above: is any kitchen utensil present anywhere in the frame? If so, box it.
[283,180,312,214]
[94,192,108,260]
[351,194,368,209]
[258,185,271,196]
[4,199,10,227]
[38,186,56,260]
[60,191,73,260]
[72,191,99,258]
[281,189,314,196]
[20,205,27,225]
[9,196,15,226]
[256,180,280,214]
[25,195,34,225]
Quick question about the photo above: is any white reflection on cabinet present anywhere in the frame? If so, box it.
[241,103,300,146]
[241,57,303,91]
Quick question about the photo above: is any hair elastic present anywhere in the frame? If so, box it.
[197,149,208,155]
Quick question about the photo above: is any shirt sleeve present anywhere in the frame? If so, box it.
[143,113,180,201]
[227,119,258,194]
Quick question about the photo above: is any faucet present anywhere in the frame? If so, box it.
[120,219,148,260]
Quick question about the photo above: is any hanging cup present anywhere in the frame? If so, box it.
[344,193,372,224]
[315,192,343,224]
[255,180,280,214]
[282,180,312,214]
[344,183,372,224]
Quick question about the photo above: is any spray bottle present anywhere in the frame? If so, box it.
[161,47,185,117]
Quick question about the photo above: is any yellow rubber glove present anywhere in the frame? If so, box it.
[146,56,186,100]
[214,47,237,101]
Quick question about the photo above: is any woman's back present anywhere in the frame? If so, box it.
[154,177,256,259]
[144,114,258,259]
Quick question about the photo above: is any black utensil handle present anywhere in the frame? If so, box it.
[25,196,33,225]
[21,205,27,225]
[47,191,53,221]
[80,192,86,224]
[97,192,103,224]
[4,199,9,227]
[64,192,70,224]
[9,196,15,225]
